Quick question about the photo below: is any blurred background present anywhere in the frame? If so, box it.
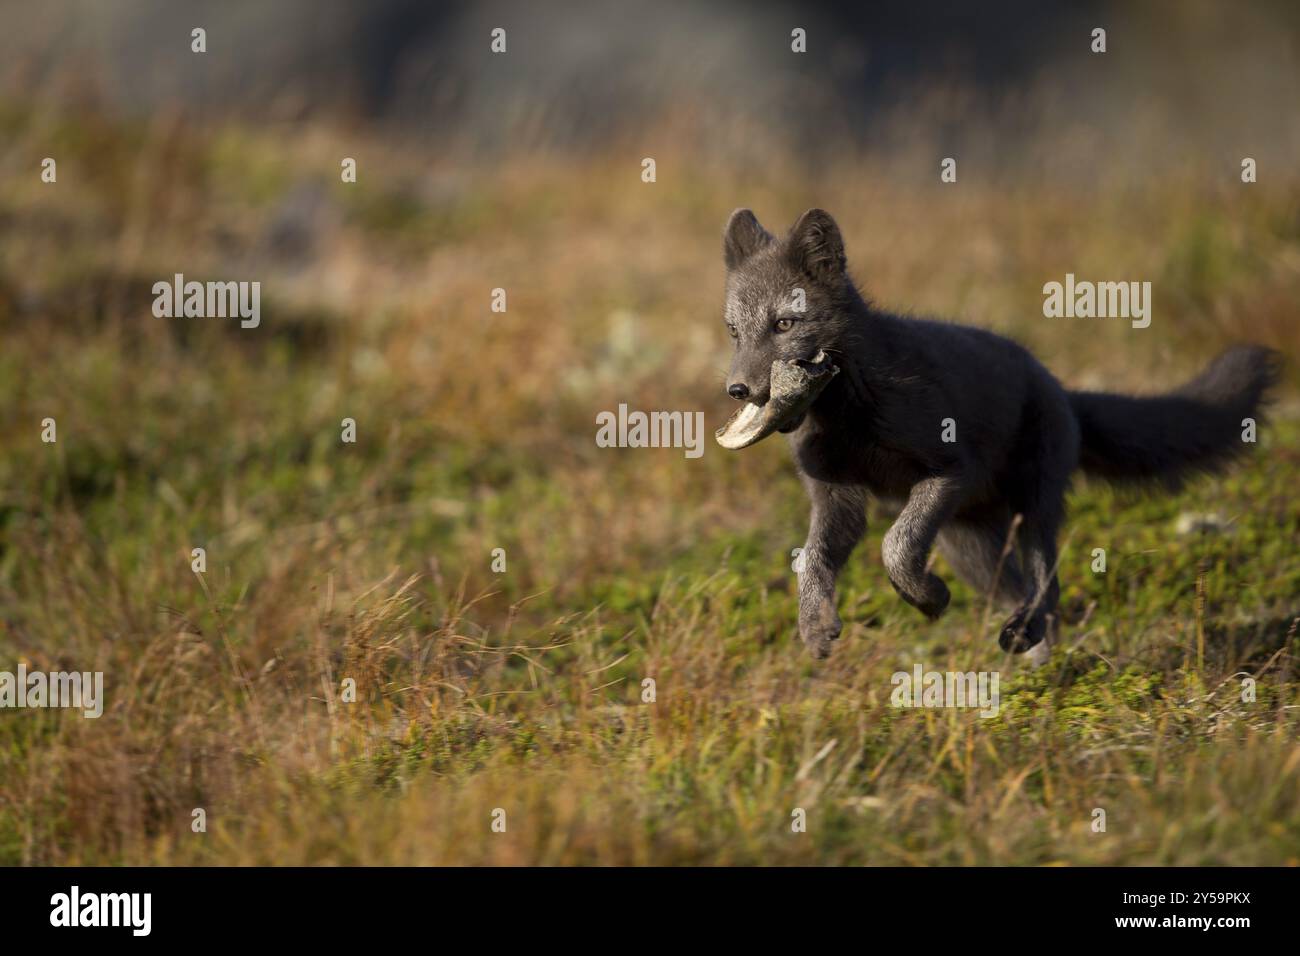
[1,1,1298,865]
[5,0,1298,160]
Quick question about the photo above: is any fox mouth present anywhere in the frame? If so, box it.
[716,350,838,449]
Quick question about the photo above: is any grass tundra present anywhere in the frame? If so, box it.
[0,97,1298,865]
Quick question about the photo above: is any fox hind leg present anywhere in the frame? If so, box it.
[935,514,1026,609]
[999,390,1076,655]
[999,503,1063,654]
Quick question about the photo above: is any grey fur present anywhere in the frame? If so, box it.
[721,208,1281,659]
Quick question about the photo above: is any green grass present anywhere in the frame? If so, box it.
[0,97,1298,865]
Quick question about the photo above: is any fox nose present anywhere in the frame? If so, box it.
[728,383,750,400]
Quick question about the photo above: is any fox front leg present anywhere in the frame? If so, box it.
[881,472,965,620]
[797,479,867,659]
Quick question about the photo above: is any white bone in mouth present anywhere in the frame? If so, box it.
[715,350,838,450]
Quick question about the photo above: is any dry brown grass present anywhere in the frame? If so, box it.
[1,87,1298,864]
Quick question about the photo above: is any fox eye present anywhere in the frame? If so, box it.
[774,317,795,333]
[726,323,738,339]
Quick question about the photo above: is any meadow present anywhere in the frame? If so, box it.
[1,93,1297,865]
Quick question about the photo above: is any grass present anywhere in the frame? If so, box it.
[0,95,1298,865]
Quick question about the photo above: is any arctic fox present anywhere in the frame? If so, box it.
[718,207,1278,659]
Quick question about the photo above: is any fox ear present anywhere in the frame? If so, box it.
[788,208,846,279]
[723,208,773,269]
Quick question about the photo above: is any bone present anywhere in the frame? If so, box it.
[715,350,838,449]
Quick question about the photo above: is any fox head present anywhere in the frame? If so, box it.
[721,208,859,406]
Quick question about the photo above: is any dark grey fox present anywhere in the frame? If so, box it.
[719,207,1279,659]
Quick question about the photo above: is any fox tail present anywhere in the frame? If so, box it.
[1068,345,1281,489]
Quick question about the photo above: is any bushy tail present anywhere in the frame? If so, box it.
[1069,345,1281,489]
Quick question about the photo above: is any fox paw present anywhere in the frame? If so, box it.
[799,619,842,660]
[999,607,1047,653]
[799,599,844,660]
[888,573,950,620]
